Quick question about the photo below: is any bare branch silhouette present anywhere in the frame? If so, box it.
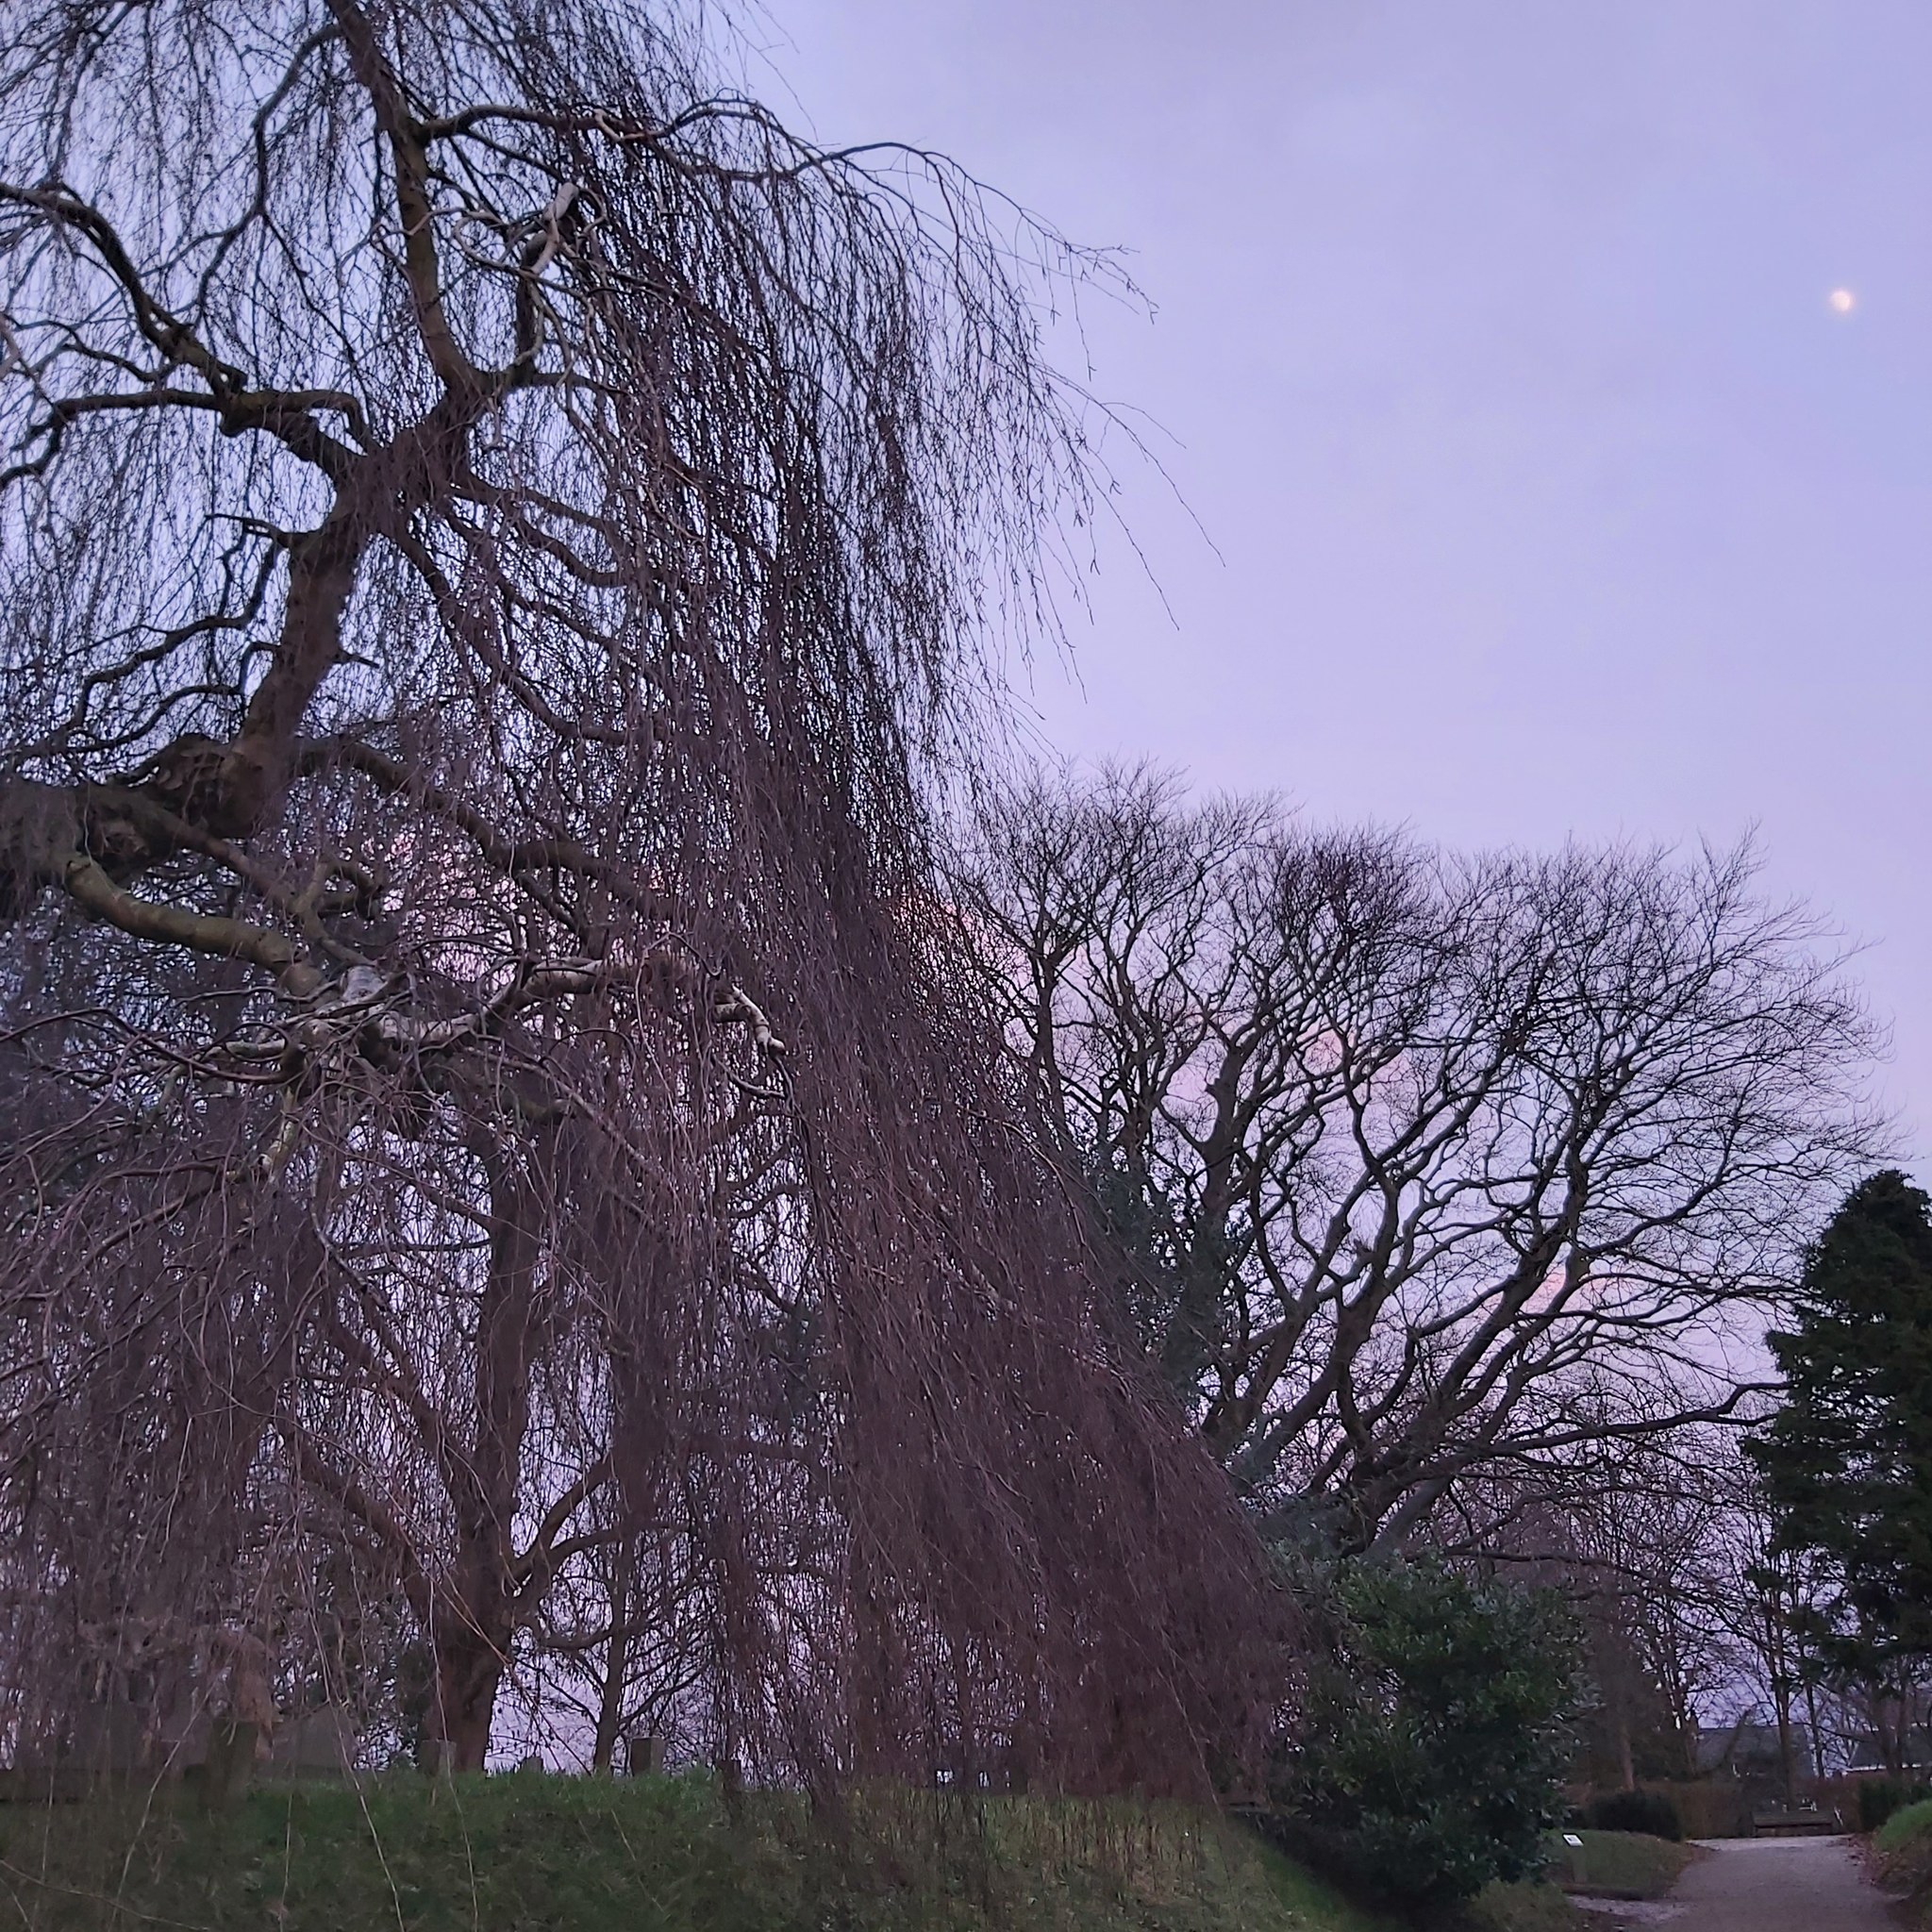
[0,3,1278,1788]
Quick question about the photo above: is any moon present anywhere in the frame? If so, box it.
[1829,289,1857,314]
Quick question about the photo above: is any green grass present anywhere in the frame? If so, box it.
[1230,1836,1383,1930]
[0,1774,1407,1932]
[1874,1796,1932,1910]
[1543,1829,1691,1901]
[1875,1796,1932,1857]
[1457,1878,1587,1932]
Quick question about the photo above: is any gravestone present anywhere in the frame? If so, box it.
[264,1705,358,1780]
[201,1720,258,1809]
[67,1697,147,1778]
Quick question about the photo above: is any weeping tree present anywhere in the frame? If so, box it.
[0,0,1279,1784]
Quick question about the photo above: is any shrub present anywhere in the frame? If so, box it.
[1859,1779,1932,1833]
[1584,1789,1682,1840]
[1266,1555,1587,1907]
[1873,1795,1932,1900]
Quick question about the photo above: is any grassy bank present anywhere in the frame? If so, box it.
[1874,1796,1932,1920]
[1545,1829,1691,1901]
[0,1774,1441,1932]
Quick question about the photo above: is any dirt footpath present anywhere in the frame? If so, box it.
[1582,1834,1898,1930]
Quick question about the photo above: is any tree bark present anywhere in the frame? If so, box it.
[425,1617,508,1774]
[591,1545,635,1775]
[418,1144,547,1772]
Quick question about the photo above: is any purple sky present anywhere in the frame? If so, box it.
[764,0,1931,1166]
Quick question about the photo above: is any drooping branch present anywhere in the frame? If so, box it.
[0,0,1277,1794]
[325,0,484,400]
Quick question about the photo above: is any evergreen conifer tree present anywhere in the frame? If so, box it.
[1749,1172,1932,1702]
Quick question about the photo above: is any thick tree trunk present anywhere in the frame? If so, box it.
[591,1546,635,1775]
[1773,1689,1794,1807]
[420,1144,547,1774]
[427,1619,508,1773]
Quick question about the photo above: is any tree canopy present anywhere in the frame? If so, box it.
[958,764,1876,1547]
[1750,1170,1932,1699]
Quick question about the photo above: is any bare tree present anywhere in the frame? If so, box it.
[1471,1431,1752,1789]
[0,4,1279,1786]
[1704,1459,1932,1785]
[958,765,1878,1547]
[517,1517,718,1774]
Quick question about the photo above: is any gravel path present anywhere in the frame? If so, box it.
[1574,1835,1896,1930]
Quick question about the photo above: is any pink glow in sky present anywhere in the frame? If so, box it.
[763,0,1932,1166]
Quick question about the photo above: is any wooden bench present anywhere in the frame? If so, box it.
[1752,1808,1839,1837]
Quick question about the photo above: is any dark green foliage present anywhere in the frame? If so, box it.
[1082,1155,1198,1371]
[1582,1790,1681,1840]
[1858,1779,1932,1834]
[1267,1557,1587,1907]
[1748,1172,1932,1687]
